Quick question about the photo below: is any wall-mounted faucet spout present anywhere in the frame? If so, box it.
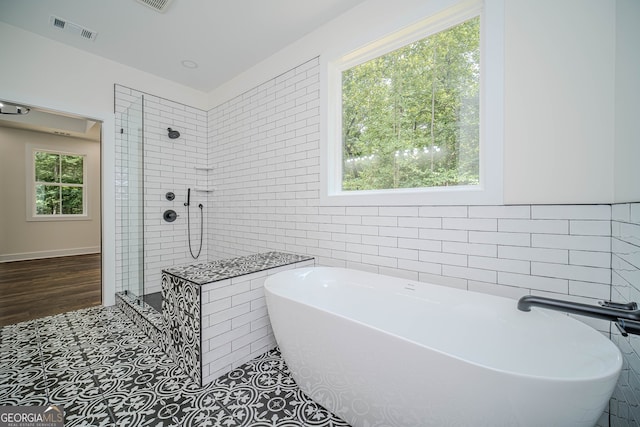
[518,295,640,322]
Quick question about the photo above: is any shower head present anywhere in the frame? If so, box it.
[167,128,180,139]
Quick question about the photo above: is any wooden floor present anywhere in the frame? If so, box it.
[0,254,102,327]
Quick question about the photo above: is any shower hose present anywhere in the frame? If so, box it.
[187,203,203,259]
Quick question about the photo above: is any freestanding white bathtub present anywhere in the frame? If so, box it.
[264,267,622,427]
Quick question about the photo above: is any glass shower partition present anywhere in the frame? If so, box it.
[119,94,144,301]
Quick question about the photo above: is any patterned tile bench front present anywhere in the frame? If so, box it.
[161,251,314,386]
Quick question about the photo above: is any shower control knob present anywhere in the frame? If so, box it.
[165,192,175,201]
[163,209,178,223]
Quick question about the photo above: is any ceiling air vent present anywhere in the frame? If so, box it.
[80,29,94,40]
[52,17,66,29]
[135,0,174,13]
[49,15,98,41]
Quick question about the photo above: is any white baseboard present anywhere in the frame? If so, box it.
[0,247,101,263]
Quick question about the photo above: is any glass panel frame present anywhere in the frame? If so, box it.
[118,94,145,300]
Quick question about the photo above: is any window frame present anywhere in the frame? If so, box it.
[26,146,90,222]
[320,0,504,206]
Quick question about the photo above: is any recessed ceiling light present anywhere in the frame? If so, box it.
[181,60,199,69]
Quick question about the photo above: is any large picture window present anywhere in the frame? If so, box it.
[342,17,479,191]
[30,149,87,219]
[322,0,504,206]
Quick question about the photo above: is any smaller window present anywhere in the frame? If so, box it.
[28,149,88,220]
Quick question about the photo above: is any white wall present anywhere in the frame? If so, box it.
[614,0,640,203]
[0,127,100,260]
[504,0,616,204]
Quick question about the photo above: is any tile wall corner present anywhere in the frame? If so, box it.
[610,202,640,426]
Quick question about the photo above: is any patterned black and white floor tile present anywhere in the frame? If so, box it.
[0,306,350,426]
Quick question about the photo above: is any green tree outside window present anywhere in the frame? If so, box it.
[342,16,480,191]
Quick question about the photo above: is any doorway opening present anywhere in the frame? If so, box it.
[0,99,102,326]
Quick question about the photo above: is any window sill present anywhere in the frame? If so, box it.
[320,185,502,206]
[27,215,92,222]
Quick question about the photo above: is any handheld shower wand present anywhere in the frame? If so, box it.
[184,188,203,259]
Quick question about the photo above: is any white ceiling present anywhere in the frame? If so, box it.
[0,0,368,93]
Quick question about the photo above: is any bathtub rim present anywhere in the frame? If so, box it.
[264,266,623,383]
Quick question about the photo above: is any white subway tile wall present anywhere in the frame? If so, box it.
[200,260,314,384]
[115,85,209,295]
[610,202,640,426]
[112,59,640,426]
[207,58,611,308]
